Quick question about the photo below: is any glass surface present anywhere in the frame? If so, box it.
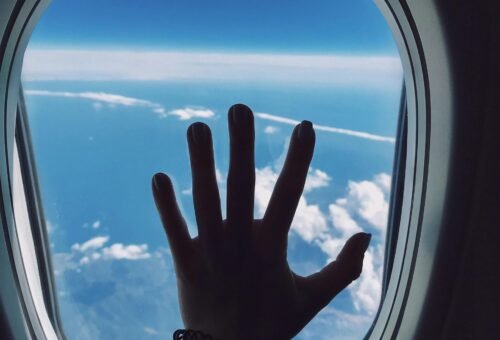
[22,1,402,338]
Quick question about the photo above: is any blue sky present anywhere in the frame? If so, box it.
[22,0,402,339]
[29,0,397,54]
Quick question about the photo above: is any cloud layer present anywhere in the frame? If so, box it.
[55,235,152,275]
[24,89,215,120]
[25,89,395,143]
[23,49,402,87]
[51,167,390,338]
[254,164,390,315]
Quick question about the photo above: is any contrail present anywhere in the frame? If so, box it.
[256,112,395,143]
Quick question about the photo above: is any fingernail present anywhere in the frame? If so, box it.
[298,120,313,143]
[191,122,208,144]
[153,173,167,192]
[230,103,251,126]
[360,233,372,252]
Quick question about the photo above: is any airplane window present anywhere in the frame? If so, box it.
[20,0,403,338]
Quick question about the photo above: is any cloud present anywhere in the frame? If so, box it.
[304,169,331,192]
[102,244,151,260]
[24,89,394,144]
[253,162,391,316]
[53,246,182,339]
[349,250,383,314]
[62,235,152,271]
[80,256,90,265]
[292,199,329,242]
[264,125,279,134]
[24,89,217,122]
[92,220,101,229]
[329,204,363,235]
[375,172,391,194]
[22,49,402,88]
[167,107,215,120]
[255,166,329,242]
[25,89,160,108]
[318,173,391,315]
[25,89,167,116]
[71,235,110,252]
[254,157,386,268]
[337,176,390,232]
[256,112,395,143]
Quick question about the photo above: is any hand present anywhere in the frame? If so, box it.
[152,104,371,339]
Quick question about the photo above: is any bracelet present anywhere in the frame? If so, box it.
[173,329,215,340]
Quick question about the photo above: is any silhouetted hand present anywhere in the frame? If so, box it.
[152,104,371,339]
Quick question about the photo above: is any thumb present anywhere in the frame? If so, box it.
[302,232,372,314]
[336,232,372,281]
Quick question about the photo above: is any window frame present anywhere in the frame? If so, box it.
[368,0,456,338]
[1,0,457,339]
[0,0,63,339]
[15,88,66,340]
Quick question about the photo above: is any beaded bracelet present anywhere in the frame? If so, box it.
[173,329,215,340]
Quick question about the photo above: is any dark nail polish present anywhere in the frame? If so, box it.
[230,104,251,126]
[298,120,313,142]
[153,173,166,192]
[360,233,372,252]
[192,122,207,144]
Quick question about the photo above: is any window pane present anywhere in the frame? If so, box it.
[22,1,402,338]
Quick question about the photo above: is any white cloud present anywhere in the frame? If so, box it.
[256,112,395,143]
[255,166,329,242]
[22,49,402,88]
[375,172,391,194]
[102,243,151,260]
[25,89,159,107]
[254,166,280,218]
[316,173,391,315]
[92,220,101,229]
[253,168,391,316]
[52,246,181,339]
[24,89,218,122]
[71,235,109,252]
[292,199,329,242]
[264,125,279,134]
[24,89,167,117]
[63,235,152,270]
[79,256,90,265]
[167,106,215,120]
[329,204,363,236]
[338,177,390,232]
[349,250,383,314]
[304,169,331,192]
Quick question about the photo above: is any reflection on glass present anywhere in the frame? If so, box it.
[22,0,402,338]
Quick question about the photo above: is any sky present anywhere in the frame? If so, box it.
[22,0,402,339]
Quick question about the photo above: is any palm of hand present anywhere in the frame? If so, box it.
[153,104,371,339]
